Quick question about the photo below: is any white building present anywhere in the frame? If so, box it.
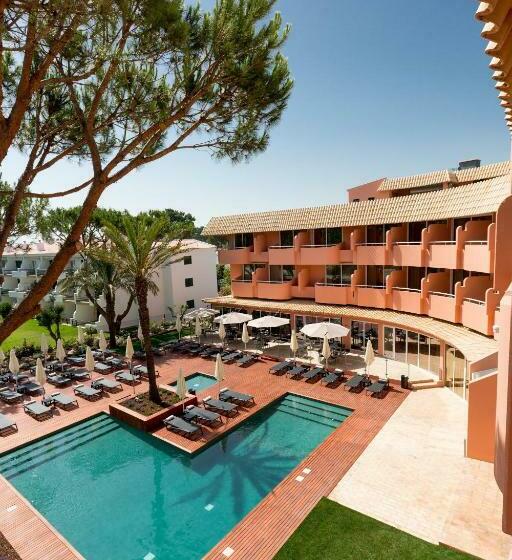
[0,239,218,329]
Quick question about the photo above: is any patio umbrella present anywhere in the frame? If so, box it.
[242,322,250,351]
[247,316,290,329]
[40,334,48,357]
[183,308,219,320]
[175,315,182,340]
[56,339,66,365]
[9,349,19,381]
[35,358,46,394]
[214,312,252,325]
[300,322,349,339]
[195,316,202,342]
[364,339,375,376]
[176,368,187,413]
[77,326,84,345]
[218,320,226,347]
[137,323,144,344]
[214,353,224,397]
[85,346,95,378]
[125,336,135,394]
[322,334,331,369]
[98,330,108,355]
[290,330,298,361]
[0,349,5,365]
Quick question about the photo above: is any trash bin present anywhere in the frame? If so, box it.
[400,375,409,389]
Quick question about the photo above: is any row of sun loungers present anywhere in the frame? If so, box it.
[170,341,261,368]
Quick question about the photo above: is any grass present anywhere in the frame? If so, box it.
[274,499,479,560]
[121,388,181,416]
[0,319,78,351]
[114,326,194,353]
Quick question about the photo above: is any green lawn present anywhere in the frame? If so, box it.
[0,319,78,351]
[274,499,479,560]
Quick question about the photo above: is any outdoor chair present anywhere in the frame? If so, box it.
[23,400,53,420]
[219,388,255,406]
[269,361,293,375]
[94,362,112,374]
[222,351,243,363]
[183,405,223,427]
[91,377,122,392]
[115,370,141,385]
[43,392,78,409]
[202,396,239,417]
[163,415,202,439]
[47,374,72,387]
[321,370,345,386]
[302,367,325,382]
[366,379,389,398]
[237,354,258,367]
[73,384,102,401]
[287,365,309,379]
[0,387,23,404]
[0,413,17,434]
[67,356,85,366]
[16,381,43,395]
[344,374,366,391]
[64,368,91,381]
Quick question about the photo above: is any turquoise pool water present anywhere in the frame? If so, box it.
[0,394,351,560]
[171,371,217,392]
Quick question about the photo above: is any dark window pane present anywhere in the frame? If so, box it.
[183,255,192,265]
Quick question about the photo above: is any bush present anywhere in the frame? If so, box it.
[0,301,12,319]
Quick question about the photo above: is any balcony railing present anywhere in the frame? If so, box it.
[429,290,455,297]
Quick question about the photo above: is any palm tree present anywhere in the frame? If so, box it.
[97,216,185,404]
[60,257,135,347]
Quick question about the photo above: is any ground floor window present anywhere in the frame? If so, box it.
[445,345,468,400]
[351,321,378,350]
[383,325,441,377]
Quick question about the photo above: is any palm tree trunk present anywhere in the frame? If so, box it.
[135,278,160,404]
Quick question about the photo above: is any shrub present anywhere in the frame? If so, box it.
[0,301,13,319]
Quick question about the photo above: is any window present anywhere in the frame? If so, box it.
[186,299,194,309]
[185,277,193,287]
[234,233,253,248]
[326,265,342,285]
[368,197,375,201]
[280,230,294,247]
[183,255,192,265]
[269,265,294,282]
[341,265,357,285]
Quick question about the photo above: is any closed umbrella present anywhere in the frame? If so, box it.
[77,326,84,345]
[214,312,252,325]
[0,349,5,365]
[242,322,250,351]
[218,321,226,347]
[322,334,331,369]
[176,368,187,413]
[195,316,202,342]
[85,346,95,378]
[56,339,66,367]
[35,358,46,394]
[300,322,349,339]
[364,339,375,376]
[214,353,224,397]
[9,349,19,382]
[290,330,298,361]
[125,336,135,394]
[40,334,49,357]
[175,315,182,340]
[137,324,143,344]
[98,330,107,355]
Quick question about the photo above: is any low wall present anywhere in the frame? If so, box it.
[110,393,198,432]
[466,372,497,463]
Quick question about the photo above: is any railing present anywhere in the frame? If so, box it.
[232,279,252,283]
[356,284,385,288]
[393,241,421,245]
[429,290,455,298]
[429,240,456,245]
[463,297,485,305]
[464,240,487,245]
[301,244,339,248]
[393,287,421,292]
[268,245,293,249]
[355,243,385,246]
[258,280,291,284]
[316,282,351,287]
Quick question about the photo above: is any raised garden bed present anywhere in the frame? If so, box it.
[109,388,197,432]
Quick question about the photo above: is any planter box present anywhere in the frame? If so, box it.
[109,391,197,432]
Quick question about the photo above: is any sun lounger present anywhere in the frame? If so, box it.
[23,400,53,420]
[163,415,202,439]
[132,365,158,378]
[302,367,325,381]
[73,384,102,400]
[115,370,141,385]
[47,374,72,387]
[321,371,341,386]
[183,405,223,426]
[287,365,309,379]
[0,413,17,434]
[366,379,389,397]
[16,381,43,395]
[222,351,243,363]
[64,367,91,381]
[44,392,78,409]
[106,357,126,369]
[237,354,258,367]
[219,388,255,405]
[199,347,219,358]
[269,361,293,375]
[94,362,112,373]
[0,387,24,403]
[91,377,122,391]
[203,396,239,416]
[344,374,365,391]
[67,356,85,366]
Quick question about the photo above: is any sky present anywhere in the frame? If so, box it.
[2,0,509,227]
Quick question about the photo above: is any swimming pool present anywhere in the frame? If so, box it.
[171,371,217,392]
[0,394,351,560]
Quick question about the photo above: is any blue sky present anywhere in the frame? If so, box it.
[2,0,509,226]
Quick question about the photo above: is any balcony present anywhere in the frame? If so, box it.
[392,288,423,315]
[356,285,387,309]
[428,291,459,323]
[256,281,292,300]
[428,241,458,269]
[461,298,492,335]
[231,280,255,298]
[218,246,252,265]
[268,246,295,265]
[315,283,352,305]
[355,244,386,266]
[391,243,424,267]
[299,245,341,265]
[291,285,315,299]
[462,241,492,274]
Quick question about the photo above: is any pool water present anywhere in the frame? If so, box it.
[171,371,217,392]
[0,394,351,560]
